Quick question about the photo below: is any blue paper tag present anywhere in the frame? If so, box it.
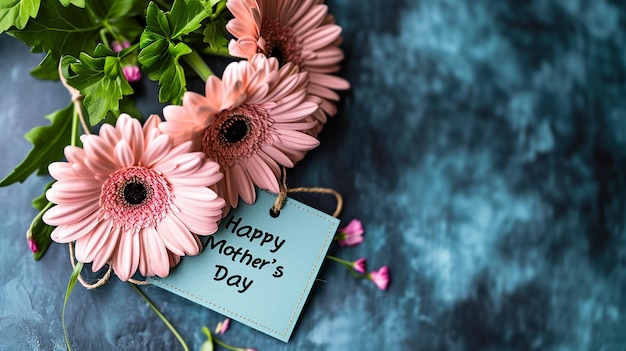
[149,189,339,342]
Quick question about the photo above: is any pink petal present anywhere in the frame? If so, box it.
[140,227,171,277]
[245,155,279,193]
[116,114,144,162]
[230,163,256,204]
[112,231,140,281]
[260,146,294,168]
[49,215,100,243]
[141,134,172,167]
[74,220,114,264]
[276,130,320,151]
[301,25,342,50]
[156,215,201,256]
[48,162,76,179]
[114,139,135,168]
[43,203,99,226]
[92,225,121,271]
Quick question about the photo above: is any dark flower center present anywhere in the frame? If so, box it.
[260,18,303,69]
[123,181,148,205]
[269,46,285,66]
[202,105,273,167]
[222,118,249,143]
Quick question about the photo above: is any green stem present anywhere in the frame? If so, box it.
[71,108,79,146]
[201,46,233,59]
[130,284,189,351]
[213,336,242,351]
[153,0,172,11]
[63,262,84,351]
[201,326,213,344]
[326,255,366,279]
[210,1,228,20]
[28,202,53,234]
[102,20,123,47]
[326,255,351,266]
[183,49,214,81]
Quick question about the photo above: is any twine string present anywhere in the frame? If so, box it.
[68,242,111,289]
[271,168,343,218]
[68,243,150,288]
[58,60,90,135]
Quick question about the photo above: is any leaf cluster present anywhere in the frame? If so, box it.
[1,0,232,259]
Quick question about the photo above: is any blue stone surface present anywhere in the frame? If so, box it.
[1,0,626,350]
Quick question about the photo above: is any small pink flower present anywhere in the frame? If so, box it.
[215,318,230,334]
[27,237,38,253]
[353,258,366,274]
[368,266,389,290]
[112,40,130,53]
[122,65,141,82]
[336,219,364,247]
[244,349,257,351]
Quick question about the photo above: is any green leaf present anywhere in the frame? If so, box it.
[86,0,134,21]
[200,326,214,351]
[202,16,228,49]
[138,0,209,104]
[0,0,40,33]
[59,0,85,7]
[7,0,101,57]
[168,0,209,39]
[30,204,54,261]
[63,261,83,351]
[32,181,53,210]
[63,44,134,125]
[30,52,61,80]
[0,103,75,187]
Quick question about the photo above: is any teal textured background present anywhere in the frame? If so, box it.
[1,0,626,350]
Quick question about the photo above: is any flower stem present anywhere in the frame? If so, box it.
[183,50,214,82]
[213,336,243,351]
[130,284,189,351]
[202,46,232,58]
[63,261,83,351]
[28,202,53,234]
[210,1,228,19]
[326,255,366,278]
[71,108,79,146]
[201,326,213,344]
[326,255,351,266]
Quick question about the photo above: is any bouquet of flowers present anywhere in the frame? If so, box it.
[1,0,388,348]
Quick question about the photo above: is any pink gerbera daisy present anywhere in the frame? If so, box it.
[160,54,320,209]
[226,0,350,136]
[43,114,225,281]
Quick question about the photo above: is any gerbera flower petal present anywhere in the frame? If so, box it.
[116,115,145,160]
[92,225,121,272]
[44,114,224,281]
[139,227,170,278]
[230,164,256,204]
[246,155,279,193]
[141,134,172,167]
[161,54,319,208]
[277,130,320,150]
[156,215,200,256]
[50,215,100,243]
[48,162,76,179]
[112,231,141,281]
[114,139,135,168]
[74,220,113,264]
[43,202,99,226]
[226,0,349,135]
[260,145,294,168]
